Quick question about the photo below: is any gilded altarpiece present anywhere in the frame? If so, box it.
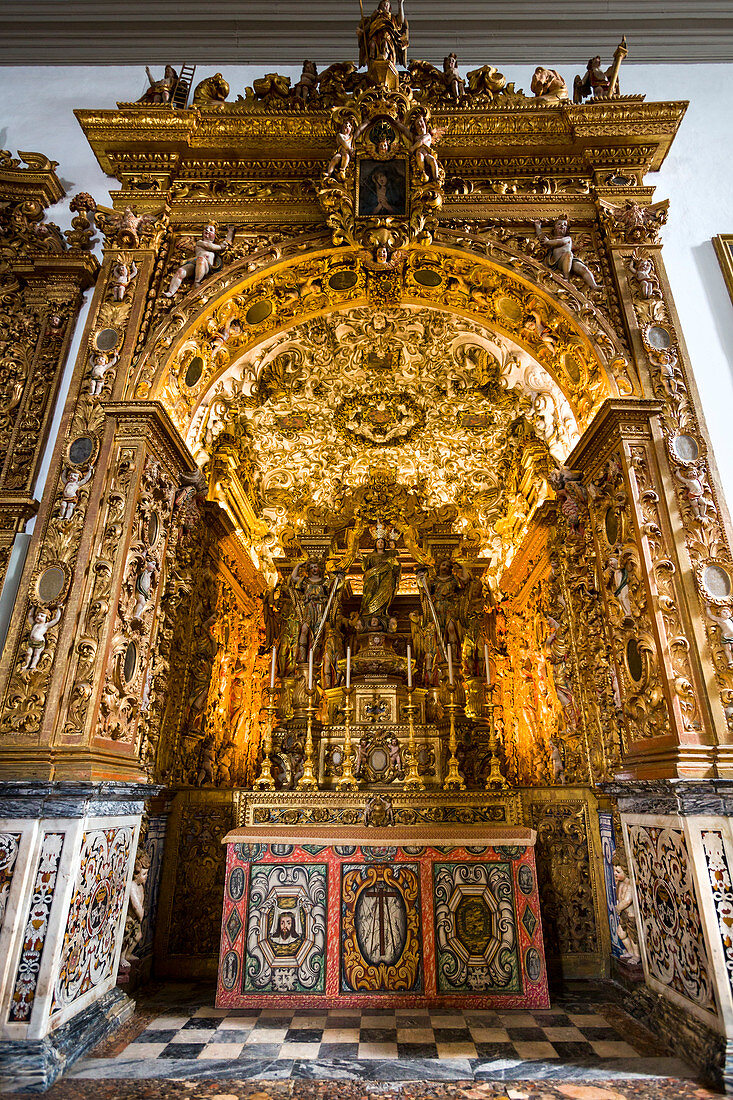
[3,36,733,1086]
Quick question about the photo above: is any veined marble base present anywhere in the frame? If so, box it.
[0,985,134,1092]
[602,780,733,1093]
[0,780,157,1085]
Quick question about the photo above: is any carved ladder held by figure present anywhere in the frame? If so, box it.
[172,64,197,109]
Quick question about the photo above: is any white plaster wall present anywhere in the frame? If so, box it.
[0,60,732,510]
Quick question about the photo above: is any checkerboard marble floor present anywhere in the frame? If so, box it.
[72,997,697,1082]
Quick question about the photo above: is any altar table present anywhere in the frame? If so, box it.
[215,825,549,1009]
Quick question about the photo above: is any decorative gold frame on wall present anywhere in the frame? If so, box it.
[713,234,733,305]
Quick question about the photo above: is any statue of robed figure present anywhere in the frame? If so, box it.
[357,0,409,69]
[359,536,401,628]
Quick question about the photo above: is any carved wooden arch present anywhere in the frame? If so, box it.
[131,235,634,442]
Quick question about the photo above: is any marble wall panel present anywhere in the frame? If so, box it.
[624,816,717,1024]
[50,823,135,1020]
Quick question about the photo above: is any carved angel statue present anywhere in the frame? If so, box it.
[605,553,633,621]
[164,224,235,297]
[547,737,565,784]
[548,466,588,532]
[674,465,712,523]
[612,860,641,961]
[428,557,469,654]
[96,205,158,248]
[358,0,409,69]
[409,111,443,182]
[408,55,464,102]
[88,351,118,397]
[58,465,93,520]
[22,604,62,671]
[132,550,158,620]
[706,604,733,668]
[110,259,138,301]
[534,216,600,291]
[120,849,151,966]
[573,38,627,103]
[325,118,357,178]
[629,249,660,299]
[531,67,569,102]
[289,557,335,662]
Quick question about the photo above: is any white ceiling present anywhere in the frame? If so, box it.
[4,1,733,65]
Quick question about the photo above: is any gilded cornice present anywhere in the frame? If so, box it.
[75,99,688,184]
[566,397,664,478]
[103,399,197,475]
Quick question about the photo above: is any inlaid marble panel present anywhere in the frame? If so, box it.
[51,824,135,1016]
[627,822,716,1014]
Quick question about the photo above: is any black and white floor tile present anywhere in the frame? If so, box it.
[70,1003,696,1082]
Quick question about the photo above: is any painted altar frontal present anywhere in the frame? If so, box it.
[216,825,548,1009]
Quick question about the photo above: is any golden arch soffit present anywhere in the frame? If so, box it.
[134,243,629,437]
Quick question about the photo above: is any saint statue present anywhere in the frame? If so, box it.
[357,0,409,70]
[289,557,331,662]
[359,535,401,628]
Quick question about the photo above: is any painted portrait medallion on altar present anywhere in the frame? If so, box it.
[244,864,327,994]
[341,862,422,993]
[433,862,521,993]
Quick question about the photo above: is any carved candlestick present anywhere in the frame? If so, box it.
[336,685,358,790]
[297,685,319,791]
[484,681,509,791]
[254,689,278,790]
[402,687,424,791]
[443,683,466,791]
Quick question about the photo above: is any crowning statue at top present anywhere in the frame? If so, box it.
[358,0,409,71]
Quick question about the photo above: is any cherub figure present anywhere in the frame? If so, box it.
[549,466,588,532]
[675,465,711,523]
[442,54,465,102]
[196,735,216,786]
[325,119,356,178]
[548,738,565,784]
[409,111,443,182]
[96,206,158,248]
[629,250,660,299]
[22,605,62,671]
[612,861,641,961]
[88,351,118,397]
[387,734,404,776]
[58,465,93,520]
[353,735,369,778]
[110,259,138,301]
[707,604,733,668]
[120,850,151,966]
[534,216,600,291]
[606,554,633,621]
[164,224,235,297]
[132,550,158,620]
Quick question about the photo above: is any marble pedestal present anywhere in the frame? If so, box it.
[216,824,549,1010]
[606,780,733,1093]
[0,781,155,1090]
